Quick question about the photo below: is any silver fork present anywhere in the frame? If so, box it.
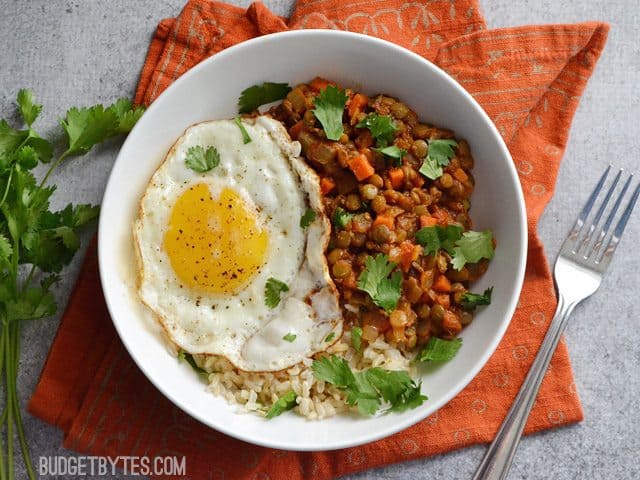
[473,166,640,480]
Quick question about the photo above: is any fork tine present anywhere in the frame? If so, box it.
[577,168,622,255]
[596,177,640,268]
[569,165,611,252]
[590,174,633,259]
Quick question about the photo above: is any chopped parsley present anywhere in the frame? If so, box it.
[356,113,397,147]
[311,355,427,415]
[234,116,251,144]
[356,254,402,313]
[414,225,464,256]
[266,390,297,419]
[351,326,363,352]
[451,230,494,271]
[300,208,316,228]
[185,145,220,173]
[332,207,353,230]
[238,82,291,113]
[313,85,348,141]
[324,332,336,343]
[265,277,289,308]
[282,333,297,342]
[419,139,458,180]
[461,287,493,311]
[416,338,462,363]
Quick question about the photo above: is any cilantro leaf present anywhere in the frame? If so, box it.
[16,89,42,127]
[283,333,296,342]
[357,254,402,312]
[451,230,494,271]
[373,145,407,165]
[177,350,208,377]
[238,82,292,114]
[234,117,252,144]
[461,286,493,311]
[325,332,336,343]
[356,113,398,147]
[265,277,289,308]
[108,98,145,134]
[15,146,39,170]
[266,390,297,419]
[25,135,53,163]
[0,120,28,157]
[311,355,426,415]
[0,234,12,268]
[185,145,220,173]
[300,208,316,228]
[416,337,462,362]
[65,204,100,227]
[419,139,458,180]
[351,326,363,352]
[332,207,353,230]
[414,225,463,256]
[313,85,348,141]
[61,105,119,156]
[5,285,56,322]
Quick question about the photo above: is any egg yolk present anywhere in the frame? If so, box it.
[163,183,268,294]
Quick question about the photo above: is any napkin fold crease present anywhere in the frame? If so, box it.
[29,0,608,478]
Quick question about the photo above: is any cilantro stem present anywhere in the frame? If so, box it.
[21,266,35,294]
[0,322,6,480]
[0,167,13,210]
[4,324,14,480]
[39,150,71,188]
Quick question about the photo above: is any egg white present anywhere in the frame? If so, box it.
[134,116,342,371]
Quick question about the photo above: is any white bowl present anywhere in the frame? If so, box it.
[99,30,527,451]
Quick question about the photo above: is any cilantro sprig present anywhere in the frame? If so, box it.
[451,230,494,270]
[265,277,289,308]
[238,82,292,114]
[185,145,220,173]
[373,145,406,165]
[177,350,208,378]
[332,207,353,230]
[0,90,143,479]
[419,139,458,180]
[357,254,402,313]
[300,208,316,228]
[234,117,252,144]
[312,355,427,415]
[266,390,297,419]
[356,113,398,147]
[416,338,462,363]
[415,225,463,256]
[313,86,348,141]
[461,287,493,311]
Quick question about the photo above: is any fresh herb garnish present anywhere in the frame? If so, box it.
[332,207,353,230]
[177,350,208,377]
[351,326,363,352]
[356,113,398,147]
[325,332,336,343]
[265,277,289,308]
[451,230,494,270]
[461,287,493,311]
[373,145,407,165]
[312,355,427,415]
[419,139,458,180]
[185,145,220,173]
[313,85,348,141]
[416,338,462,362]
[234,116,252,144]
[266,390,297,419]
[238,82,292,114]
[0,90,142,478]
[300,208,316,228]
[283,333,297,342]
[414,225,464,256]
[356,254,402,313]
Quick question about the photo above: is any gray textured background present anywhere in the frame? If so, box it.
[1,0,639,479]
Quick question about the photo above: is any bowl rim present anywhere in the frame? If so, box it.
[98,28,528,451]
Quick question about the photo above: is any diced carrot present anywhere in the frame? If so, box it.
[348,93,369,119]
[309,77,333,91]
[435,293,451,308]
[289,120,304,140]
[347,154,375,181]
[411,175,425,188]
[430,206,449,225]
[388,168,405,189]
[453,168,469,183]
[433,274,452,293]
[320,177,336,195]
[419,215,438,228]
[372,214,394,230]
[398,240,420,271]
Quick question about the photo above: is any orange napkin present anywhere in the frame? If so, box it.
[29,1,609,478]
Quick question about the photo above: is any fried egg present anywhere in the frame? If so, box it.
[134,116,342,372]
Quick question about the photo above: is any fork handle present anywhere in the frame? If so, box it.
[472,294,577,480]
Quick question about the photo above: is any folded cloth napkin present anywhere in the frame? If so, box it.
[29,0,609,478]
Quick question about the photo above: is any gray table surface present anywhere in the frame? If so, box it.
[1,0,639,479]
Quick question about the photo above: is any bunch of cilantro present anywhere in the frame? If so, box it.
[0,89,143,479]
